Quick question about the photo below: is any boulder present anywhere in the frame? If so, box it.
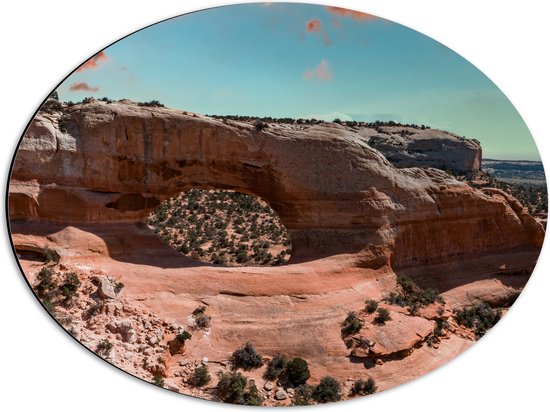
[275,389,287,400]
[97,276,117,300]
[107,319,136,343]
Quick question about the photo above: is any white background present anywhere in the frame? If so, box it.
[1,0,549,410]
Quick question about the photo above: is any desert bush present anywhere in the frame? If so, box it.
[231,342,263,370]
[285,357,310,387]
[373,308,391,325]
[243,382,263,406]
[397,275,417,294]
[192,364,211,387]
[176,330,192,343]
[254,121,269,131]
[138,100,164,107]
[43,246,59,263]
[364,299,378,314]
[216,371,262,405]
[385,276,445,310]
[293,385,314,406]
[195,313,211,329]
[263,354,288,380]
[455,303,501,338]
[356,337,372,349]
[152,374,165,387]
[35,267,55,297]
[350,377,377,396]
[192,305,206,316]
[312,376,341,403]
[60,272,80,301]
[114,282,124,294]
[341,311,363,336]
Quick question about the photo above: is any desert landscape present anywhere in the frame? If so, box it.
[8,95,545,405]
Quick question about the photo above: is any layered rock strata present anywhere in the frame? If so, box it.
[9,100,544,268]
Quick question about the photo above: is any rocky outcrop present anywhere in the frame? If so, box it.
[350,311,434,358]
[9,100,544,269]
[363,127,482,173]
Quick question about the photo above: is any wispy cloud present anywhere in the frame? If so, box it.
[304,60,333,81]
[326,6,376,21]
[76,51,108,72]
[69,82,99,92]
[306,112,353,122]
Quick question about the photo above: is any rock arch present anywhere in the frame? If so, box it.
[9,101,544,267]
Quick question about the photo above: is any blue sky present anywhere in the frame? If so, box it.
[56,3,539,161]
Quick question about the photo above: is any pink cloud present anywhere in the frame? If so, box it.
[76,51,108,72]
[69,82,99,92]
[326,6,376,21]
[305,18,332,46]
[304,60,332,81]
[306,18,321,32]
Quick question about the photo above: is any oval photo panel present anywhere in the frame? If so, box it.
[8,2,546,406]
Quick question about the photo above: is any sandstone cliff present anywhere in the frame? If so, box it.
[9,100,544,269]
[363,127,481,173]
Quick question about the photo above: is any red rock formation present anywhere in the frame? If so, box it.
[8,100,545,403]
[9,100,544,268]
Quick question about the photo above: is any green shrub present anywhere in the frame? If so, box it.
[350,377,377,396]
[176,330,192,343]
[192,364,211,387]
[114,282,124,294]
[373,308,391,325]
[385,276,445,310]
[341,311,363,336]
[293,385,314,405]
[60,272,80,300]
[195,313,211,329]
[397,275,416,294]
[138,100,164,107]
[192,305,207,316]
[243,382,262,406]
[365,299,378,314]
[312,376,341,403]
[152,374,165,387]
[231,342,263,370]
[285,357,310,387]
[455,303,501,338]
[36,267,55,297]
[263,354,288,380]
[43,246,59,263]
[216,371,262,405]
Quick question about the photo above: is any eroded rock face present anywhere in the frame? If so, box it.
[8,100,544,268]
[364,128,482,173]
